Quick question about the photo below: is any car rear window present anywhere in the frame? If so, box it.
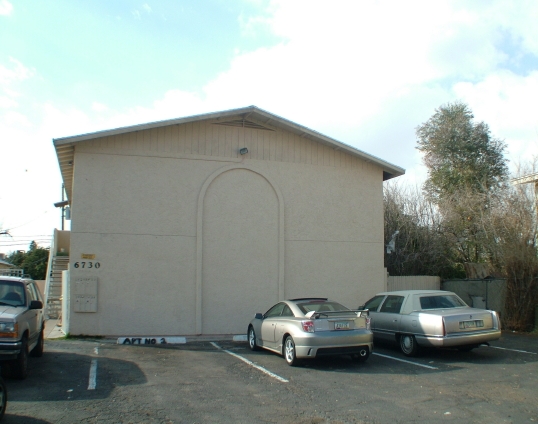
[296,301,349,314]
[420,295,466,309]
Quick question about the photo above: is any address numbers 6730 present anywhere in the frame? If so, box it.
[73,262,101,269]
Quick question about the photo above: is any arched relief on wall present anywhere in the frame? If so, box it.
[195,164,285,334]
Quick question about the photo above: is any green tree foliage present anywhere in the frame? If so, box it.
[415,102,510,267]
[6,241,49,280]
[416,102,509,201]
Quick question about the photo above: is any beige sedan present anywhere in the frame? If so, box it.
[361,290,502,356]
[247,298,373,366]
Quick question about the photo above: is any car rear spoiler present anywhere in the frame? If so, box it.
[306,309,369,319]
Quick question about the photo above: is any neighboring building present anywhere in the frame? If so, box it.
[53,106,404,337]
[0,255,15,270]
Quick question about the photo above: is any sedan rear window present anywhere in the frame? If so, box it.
[297,301,349,314]
[420,295,466,310]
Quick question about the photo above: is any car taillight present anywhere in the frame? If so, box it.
[365,317,371,330]
[301,320,315,333]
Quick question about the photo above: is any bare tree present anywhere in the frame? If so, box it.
[484,165,538,331]
[435,166,537,330]
[384,182,458,277]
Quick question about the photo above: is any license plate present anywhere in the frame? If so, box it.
[459,320,484,329]
[334,322,350,330]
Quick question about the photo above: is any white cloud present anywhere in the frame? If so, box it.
[0,95,16,109]
[132,3,152,20]
[91,102,109,113]
[0,57,34,85]
[0,58,35,117]
[0,0,13,16]
[454,70,538,170]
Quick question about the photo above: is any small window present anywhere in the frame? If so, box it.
[264,303,286,318]
[281,305,295,317]
[27,282,41,302]
[380,295,404,314]
[363,295,385,312]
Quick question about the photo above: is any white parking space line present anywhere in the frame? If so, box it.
[210,342,289,383]
[373,352,438,369]
[488,346,537,355]
[88,359,98,390]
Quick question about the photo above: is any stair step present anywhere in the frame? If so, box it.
[45,254,69,319]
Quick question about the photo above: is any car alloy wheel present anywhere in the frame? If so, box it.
[248,327,259,351]
[284,336,300,366]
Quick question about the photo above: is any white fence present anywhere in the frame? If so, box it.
[387,275,441,292]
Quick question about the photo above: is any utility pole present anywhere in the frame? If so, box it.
[511,173,538,242]
[53,184,69,231]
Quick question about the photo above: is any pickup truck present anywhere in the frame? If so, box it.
[360,290,501,356]
[0,273,45,379]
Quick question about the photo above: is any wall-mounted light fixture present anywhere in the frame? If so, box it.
[239,147,248,155]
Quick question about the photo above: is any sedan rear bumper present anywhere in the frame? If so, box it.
[292,330,373,358]
[416,329,501,348]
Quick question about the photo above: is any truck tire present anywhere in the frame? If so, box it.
[30,327,44,357]
[13,336,29,380]
[0,374,6,420]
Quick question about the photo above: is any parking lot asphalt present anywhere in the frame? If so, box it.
[8,329,538,423]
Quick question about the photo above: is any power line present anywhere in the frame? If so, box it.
[0,235,54,238]
[1,210,50,231]
[0,241,52,248]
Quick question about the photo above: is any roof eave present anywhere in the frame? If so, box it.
[53,105,405,199]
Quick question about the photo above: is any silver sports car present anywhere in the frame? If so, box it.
[247,298,373,366]
[360,290,502,356]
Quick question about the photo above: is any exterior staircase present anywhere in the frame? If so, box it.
[45,256,69,319]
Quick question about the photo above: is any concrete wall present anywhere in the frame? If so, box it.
[54,229,71,255]
[387,275,441,292]
[67,121,386,336]
[35,280,45,297]
[442,279,506,314]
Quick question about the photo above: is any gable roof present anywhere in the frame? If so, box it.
[54,105,404,200]
[0,259,15,268]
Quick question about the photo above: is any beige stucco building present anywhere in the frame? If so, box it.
[53,106,404,337]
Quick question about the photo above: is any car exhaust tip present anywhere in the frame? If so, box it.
[360,349,367,357]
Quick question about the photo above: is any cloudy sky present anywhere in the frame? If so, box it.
[1,0,537,254]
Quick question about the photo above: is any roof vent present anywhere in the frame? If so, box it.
[213,119,274,131]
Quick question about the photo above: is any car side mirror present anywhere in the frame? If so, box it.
[254,313,263,320]
[29,300,43,310]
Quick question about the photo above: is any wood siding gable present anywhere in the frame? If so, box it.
[80,120,368,170]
